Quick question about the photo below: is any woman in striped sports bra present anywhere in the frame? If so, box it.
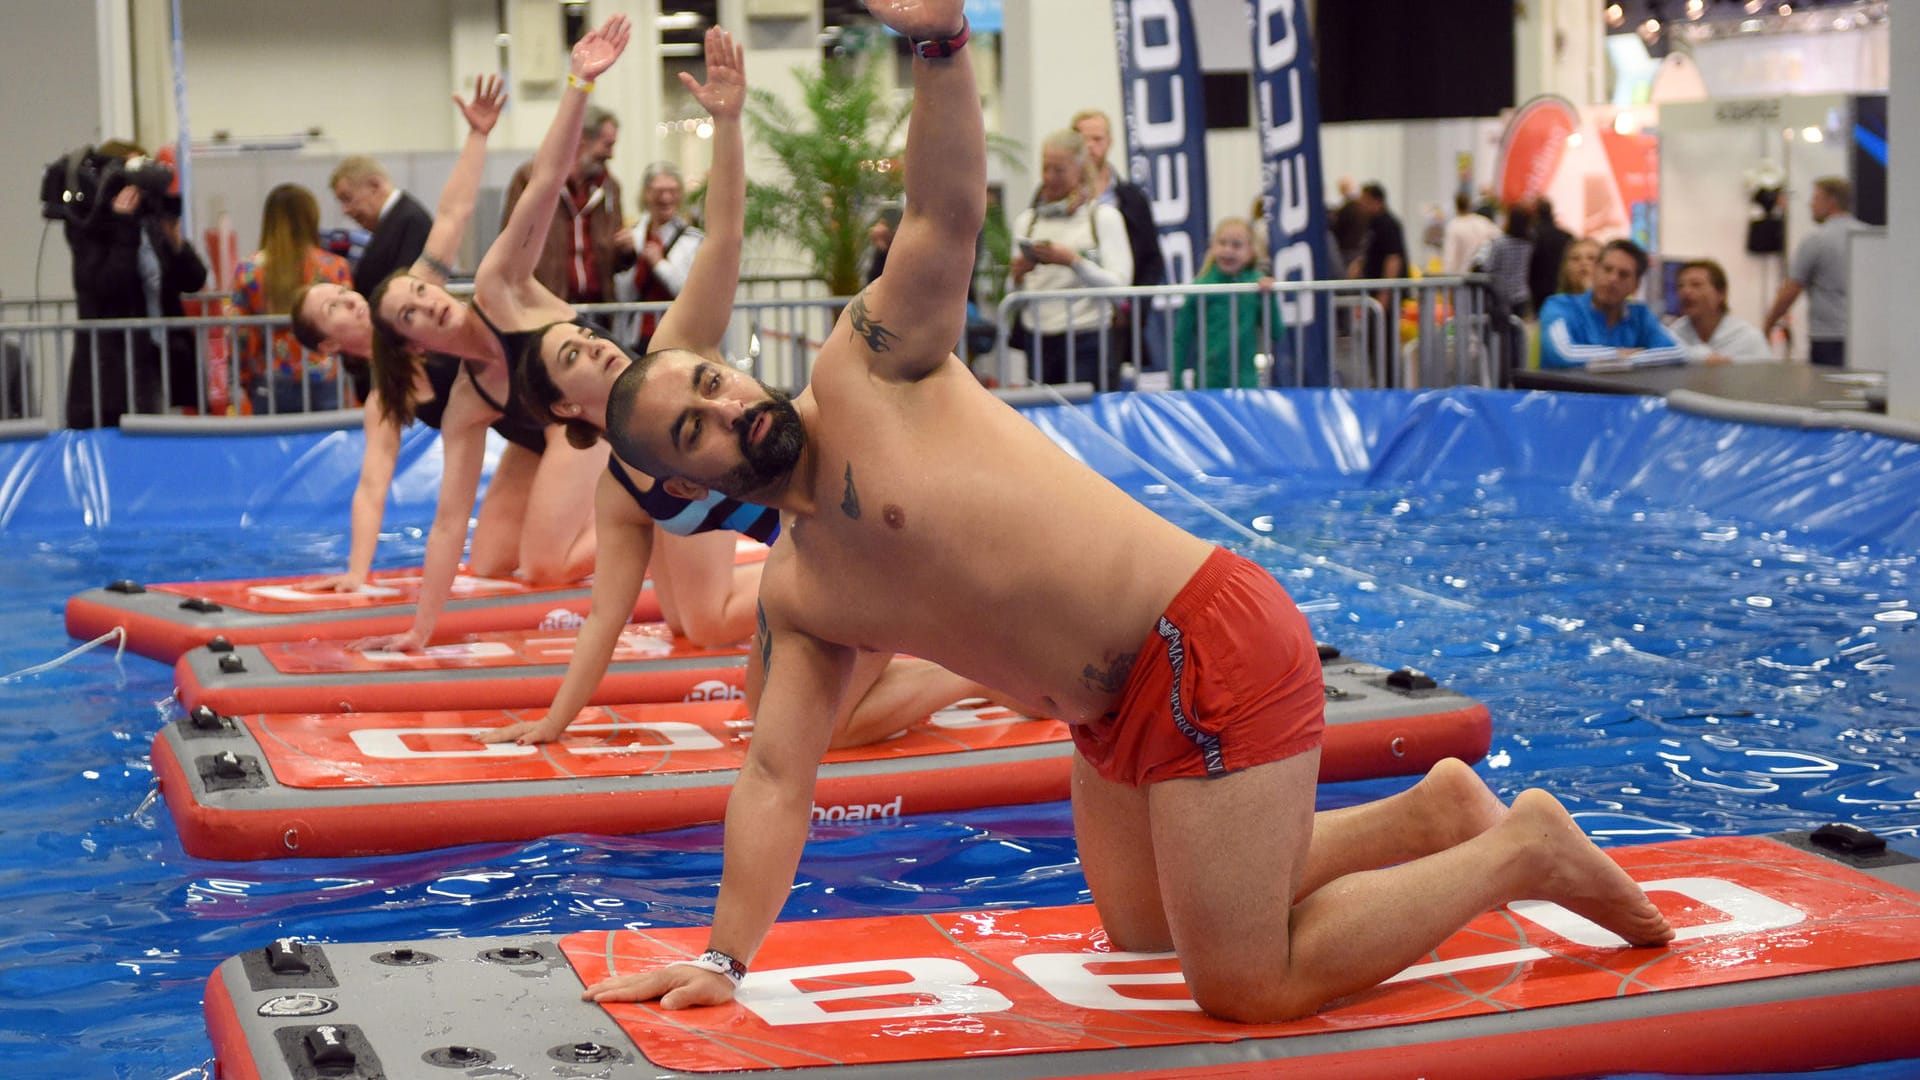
[483,30,999,747]
[350,16,633,652]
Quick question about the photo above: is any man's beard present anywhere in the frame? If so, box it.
[710,387,804,498]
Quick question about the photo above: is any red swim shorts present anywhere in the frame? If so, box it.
[1070,547,1324,787]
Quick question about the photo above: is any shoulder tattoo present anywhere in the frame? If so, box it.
[840,463,862,520]
[757,600,772,676]
[847,293,901,354]
[1080,650,1138,695]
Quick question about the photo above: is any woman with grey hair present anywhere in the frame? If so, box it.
[621,159,704,352]
[1008,128,1133,390]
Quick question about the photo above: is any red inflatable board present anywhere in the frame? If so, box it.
[175,622,748,715]
[202,831,1920,1078]
[154,699,1072,860]
[67,541,768,663]
[151,659,1492,859]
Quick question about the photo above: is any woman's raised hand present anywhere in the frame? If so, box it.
[681,27,747,121]
[570,14,632,83]
[454,74,508,136]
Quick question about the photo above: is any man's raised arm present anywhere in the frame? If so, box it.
[855,0,984,379]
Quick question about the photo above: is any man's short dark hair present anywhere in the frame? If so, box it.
[602,348,671,475]
[1361,182,1388,204]
[1601,238,1649,280]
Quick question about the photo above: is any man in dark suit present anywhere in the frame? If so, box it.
[331,156,432,398]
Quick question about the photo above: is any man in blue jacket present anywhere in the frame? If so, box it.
[1539,239,1682,370]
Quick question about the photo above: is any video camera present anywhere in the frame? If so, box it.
[40,146,178,226]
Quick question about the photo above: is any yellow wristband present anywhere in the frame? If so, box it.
[568,73,594,91]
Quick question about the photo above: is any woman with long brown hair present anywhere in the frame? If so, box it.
[352,14,631,651]
[226,183,351,413]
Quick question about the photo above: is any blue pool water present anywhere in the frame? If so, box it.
[1,390,1917,1078]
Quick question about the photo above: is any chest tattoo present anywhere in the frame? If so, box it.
[1080,649,1138,694]
[840,463,862,520]
[847,293,901,353]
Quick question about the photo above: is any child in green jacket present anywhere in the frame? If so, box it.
[1171,217,1286,389]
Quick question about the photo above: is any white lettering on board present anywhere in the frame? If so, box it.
[810,795,904,822]
[739,958,1013,1027]
[1509,877,1805,948]
[348,720,725,759]
[1012,952,1200,1012]
[738,878,1816,1023]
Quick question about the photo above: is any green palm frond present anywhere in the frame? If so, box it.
[740,49,1026,297]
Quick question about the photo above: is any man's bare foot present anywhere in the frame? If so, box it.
[1410,757,1508,851]
[862,0,966,39]
[1508,789,1675,947]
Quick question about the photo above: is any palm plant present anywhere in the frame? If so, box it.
[738,45,1022,298]
[742,55,908,297]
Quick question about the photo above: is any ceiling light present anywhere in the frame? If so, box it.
[1801,126,1824,143]
[657,11,706,31]
[1606,3,1625,26]
[1686,0,1704,17]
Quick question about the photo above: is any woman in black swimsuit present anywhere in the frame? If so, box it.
[354,16,630,651]
[292,78,517,592]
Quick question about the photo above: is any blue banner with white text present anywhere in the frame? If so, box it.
[1111,0,1210,357]
[1248,0,1331,385]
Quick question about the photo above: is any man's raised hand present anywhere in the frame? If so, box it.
[860,0,966,40]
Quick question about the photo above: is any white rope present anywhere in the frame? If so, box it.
[1028,383,1473,612]
[0,626,129,682]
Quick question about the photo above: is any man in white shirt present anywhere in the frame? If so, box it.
[1668,259,1772,364]
[1440,193,1501,276]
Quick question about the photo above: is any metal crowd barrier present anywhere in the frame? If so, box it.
[0,311,360,435]
[0,298,79,324]
[0,279,1505,434]
[994,276,1506,393]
